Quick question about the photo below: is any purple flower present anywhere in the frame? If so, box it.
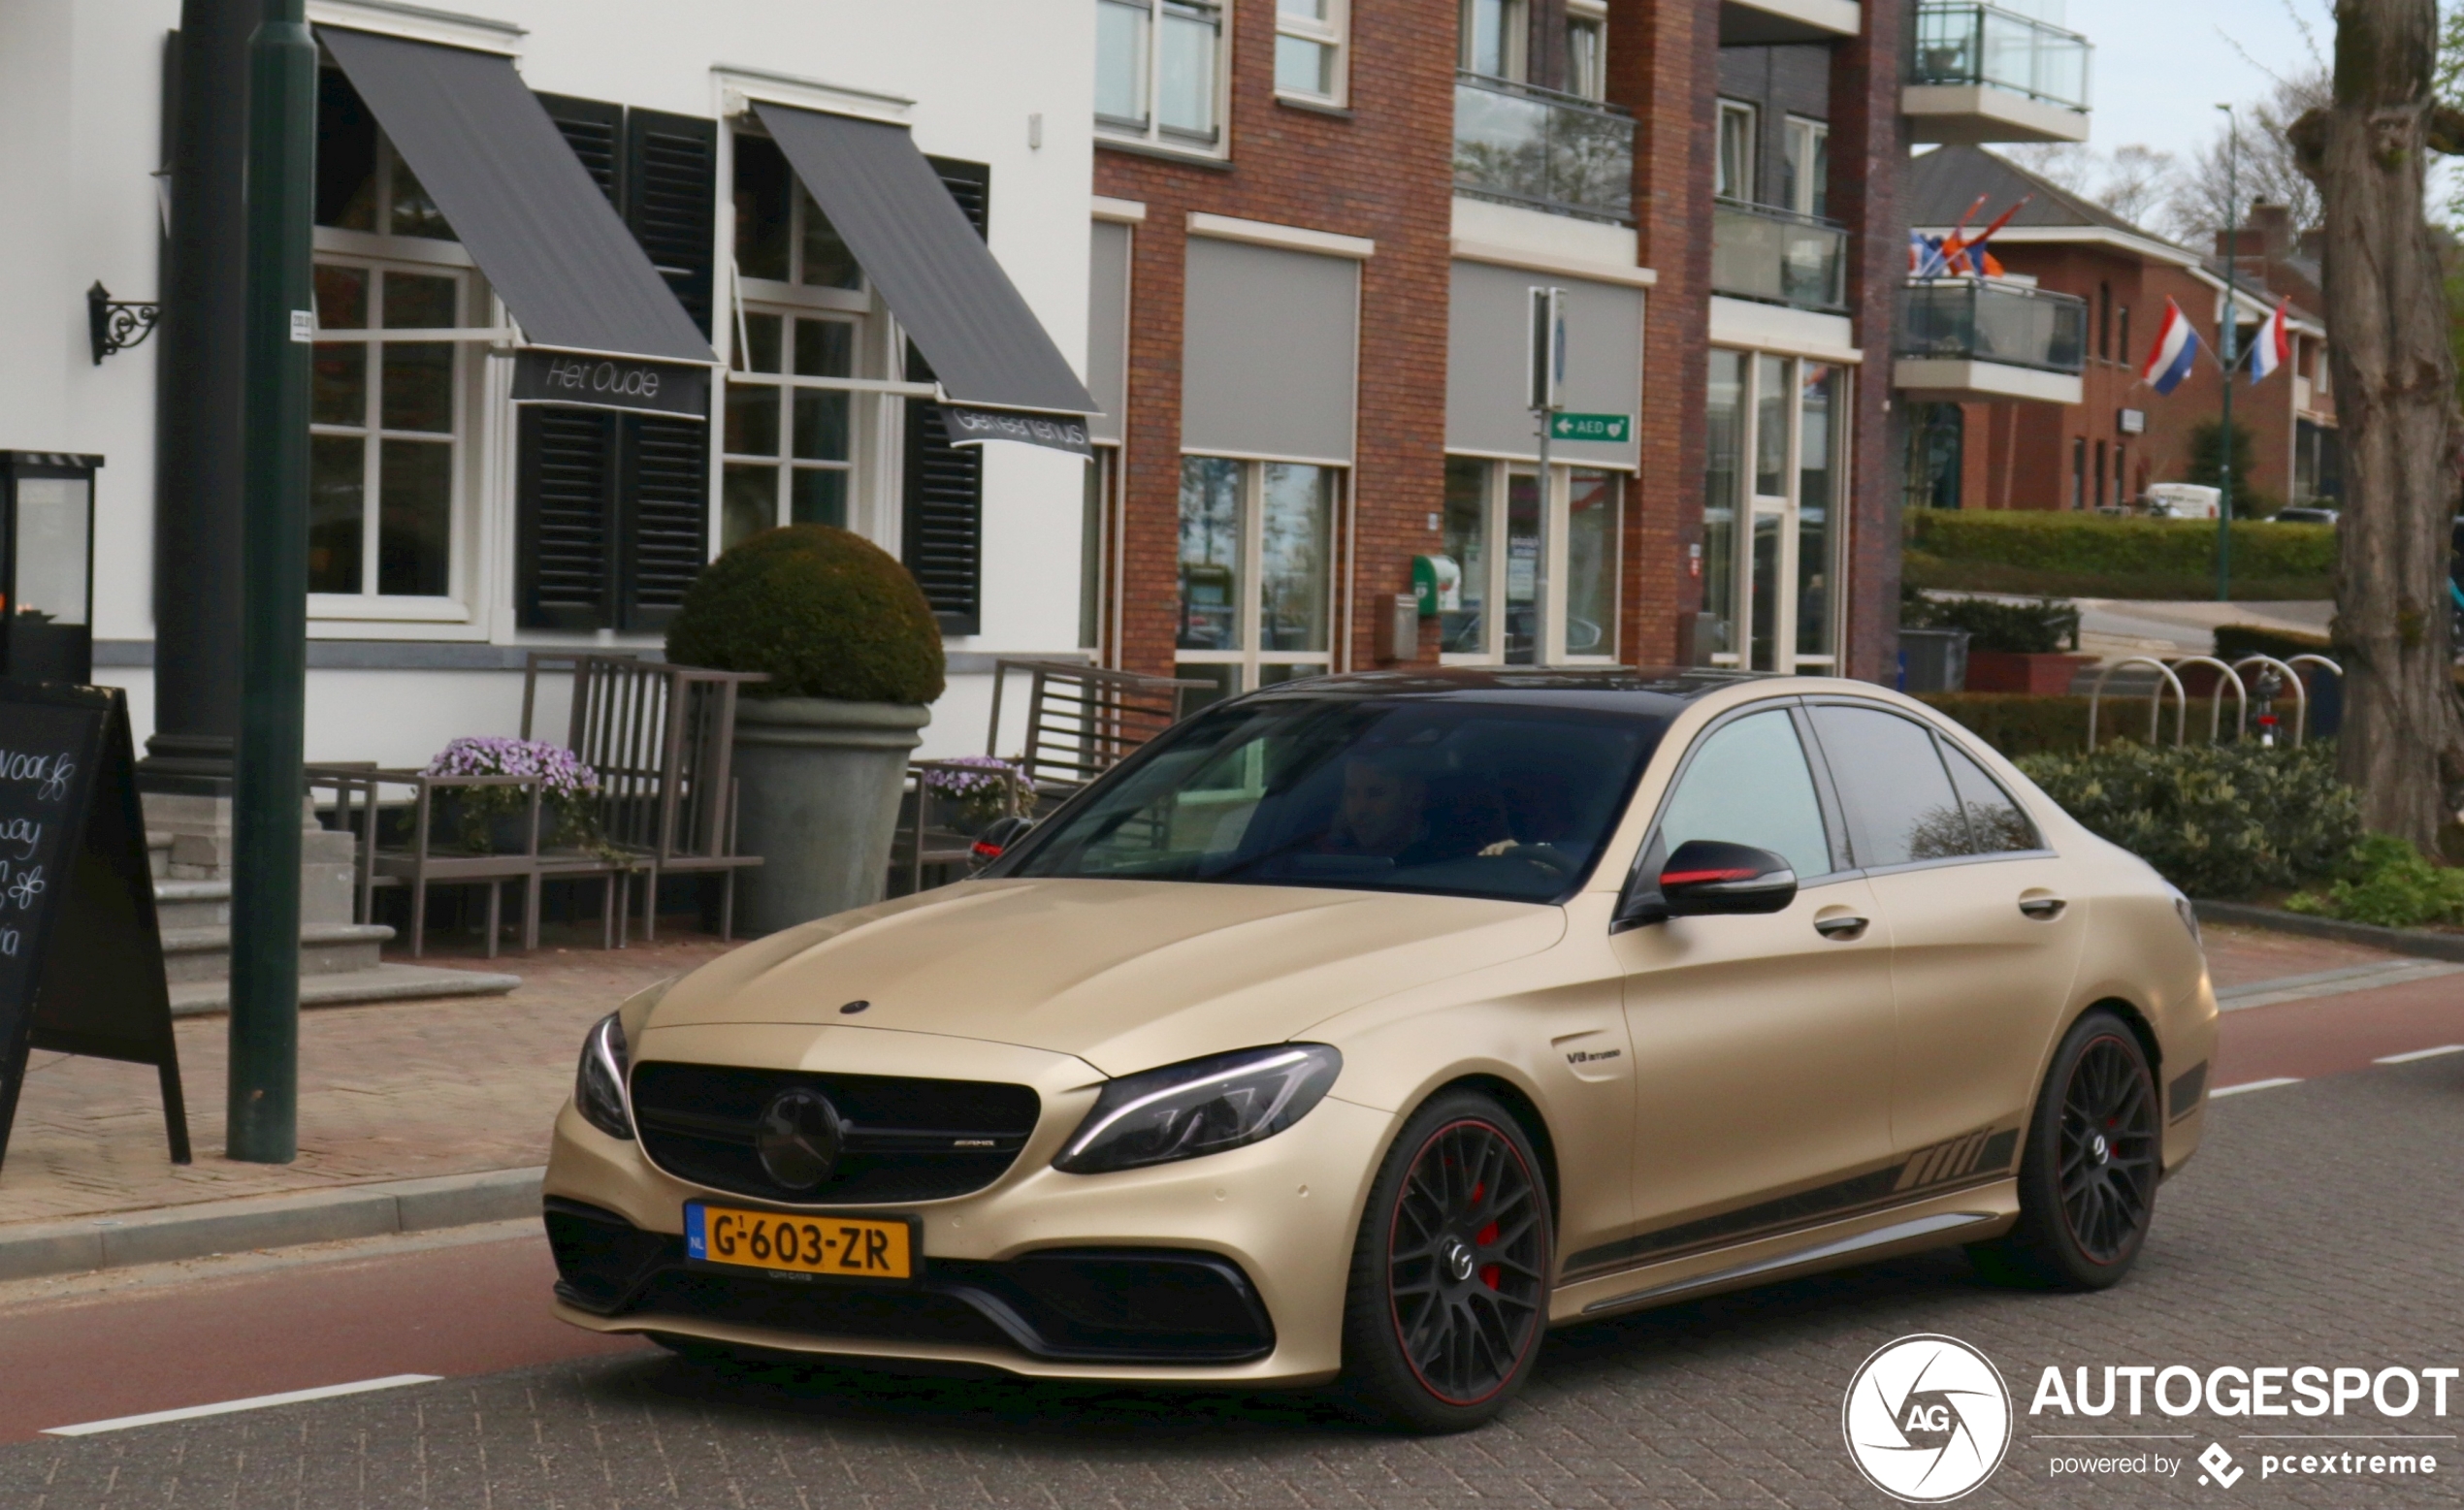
[423,737,600,796]
[923,755,1024,801]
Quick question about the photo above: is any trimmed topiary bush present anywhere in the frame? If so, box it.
[2014,740,2361,899]
[666,526,945,705]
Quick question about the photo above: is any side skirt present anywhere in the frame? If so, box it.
[1548,1180,2020,1325]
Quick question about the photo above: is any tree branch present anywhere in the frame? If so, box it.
[2288,106,2330,177]
[2430,103,2464,154]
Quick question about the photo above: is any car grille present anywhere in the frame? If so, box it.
[630,1062,1042,1205]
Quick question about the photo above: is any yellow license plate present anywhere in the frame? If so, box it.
[686,1203,915,1280]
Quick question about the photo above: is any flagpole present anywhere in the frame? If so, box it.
[2215,103,2238,603]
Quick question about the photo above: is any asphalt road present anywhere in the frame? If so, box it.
[0,1001,2456,1507]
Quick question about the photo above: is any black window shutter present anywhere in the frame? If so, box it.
[625,110,718,337]
[516,407,618,630]
[516,94,716,631]
[900,157,991,637]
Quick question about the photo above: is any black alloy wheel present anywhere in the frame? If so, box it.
[2056,1032,2159,1263]
[1341,1090,1552,1432]
[1970,1009,2159,1289]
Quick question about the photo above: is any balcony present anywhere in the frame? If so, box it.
[1710,200,1848,312]
[1905,3,2091,145]
[1894,277,2086,404]
[1719,0,1861,46]
[1452,73,1635,224]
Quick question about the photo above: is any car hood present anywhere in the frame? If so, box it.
[644,877,1565,1076]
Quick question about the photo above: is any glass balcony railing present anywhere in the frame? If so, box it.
[1897,278,2087,374]
[1710,199,1848,312]
[1909,3,2091,111]
[1452,73,1635,223]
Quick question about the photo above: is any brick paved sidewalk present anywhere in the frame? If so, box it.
[0,929,731,1228]
[0,920,2413,1235]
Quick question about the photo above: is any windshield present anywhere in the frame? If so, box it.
[1000,695,1666,903]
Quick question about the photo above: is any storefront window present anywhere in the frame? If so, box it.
[1441,458,1487,654]
[1566,470,1618,659]
[1700,350,1744,664]
[1176,456,1339,698]
[1796,364,1836,659]
[1441,458,1622,665]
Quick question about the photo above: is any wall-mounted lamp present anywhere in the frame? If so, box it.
[86,282,161,366]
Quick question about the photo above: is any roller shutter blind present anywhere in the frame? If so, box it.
[517,95,715,629]
[900,156,991,636]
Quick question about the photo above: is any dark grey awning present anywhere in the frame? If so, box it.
[754,103,1096,416]
[319,27,712,372]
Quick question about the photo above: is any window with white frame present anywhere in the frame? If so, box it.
[725,132,883,550]
[1781,116,1828,218]
[1176,457,1340,705]
[1716,100,1758,202]
[310,68,481,610]
[1097,0,1227,151]
[1438,457,1621,664]
[1276,0,1347,103]
[1461,0,1526,80]
[1565,0,1607,100]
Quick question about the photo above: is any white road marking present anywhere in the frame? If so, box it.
[43,1374,440,1436]
[2374,1044,2464,1065]
[2216,959,2463,1012]
[2211,1077,2301,1098]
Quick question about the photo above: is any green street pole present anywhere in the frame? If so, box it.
[2215,103,2238,603]
[229,0,315,1163]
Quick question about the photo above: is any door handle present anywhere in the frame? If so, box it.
[2019,896,2067,920]
[1814,914,1869,941]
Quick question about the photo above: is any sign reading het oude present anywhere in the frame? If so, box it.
[511,349,711,420]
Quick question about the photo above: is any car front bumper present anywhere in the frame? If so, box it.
[541,1022,1392,1385]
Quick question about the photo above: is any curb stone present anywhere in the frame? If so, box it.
[2193,899,2464,965]
[0,1167,544,1283]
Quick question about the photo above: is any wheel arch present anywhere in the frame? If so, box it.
[1424,1073,1563,1240]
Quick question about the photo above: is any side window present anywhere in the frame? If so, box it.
[1654,709,1832,881]
[1939,739,2041,853]
[1805,704,1968,867]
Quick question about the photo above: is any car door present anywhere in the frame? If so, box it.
[1802,701,2089,1162]
[1602,703,1898,1269]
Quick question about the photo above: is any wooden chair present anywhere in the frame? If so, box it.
[522,653,767,942]
[890,757,1029,896]
[987,659,1209,800]
[305,765,546,959]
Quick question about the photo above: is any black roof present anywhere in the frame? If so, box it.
[1905,145,2195,254]
[1236,667,1767,716]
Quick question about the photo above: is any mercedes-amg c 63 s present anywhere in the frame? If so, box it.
[543,670,2215,1431]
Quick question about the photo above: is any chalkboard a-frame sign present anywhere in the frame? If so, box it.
[0,683,188,1170]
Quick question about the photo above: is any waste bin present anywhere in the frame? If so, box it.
[0,452,99,686]
[1897,627,1969,693]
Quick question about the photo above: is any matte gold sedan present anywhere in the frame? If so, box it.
[543,670,2215,1432]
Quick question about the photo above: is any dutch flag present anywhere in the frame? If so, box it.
[2139,298,2200,396]
[2247,301,2290,385]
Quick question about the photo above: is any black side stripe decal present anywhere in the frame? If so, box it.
[1567,1124,2021,1277]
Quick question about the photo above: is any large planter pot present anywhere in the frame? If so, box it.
[731,697,929,935]
[1964,651,2096,696]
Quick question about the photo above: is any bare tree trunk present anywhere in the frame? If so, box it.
[2291,0,2464,851]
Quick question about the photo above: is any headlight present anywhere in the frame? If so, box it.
[573,1012,633,1141]
[1054,1044,1342,1174]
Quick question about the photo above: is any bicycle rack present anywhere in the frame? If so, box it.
[2165,656,2248,743]
[2086,657,2189,749]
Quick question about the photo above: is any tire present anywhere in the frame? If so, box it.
[1970,1009,2160,1290]
[1338,1089,1553,1433]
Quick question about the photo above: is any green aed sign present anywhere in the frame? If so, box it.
[1547,411,1632,442]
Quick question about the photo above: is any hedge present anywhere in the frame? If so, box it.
[2015,740,2362,899]
[1916,693,2137,758]
[1904,512,2336,600]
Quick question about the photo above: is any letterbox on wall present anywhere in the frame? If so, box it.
[0,454,100,686]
